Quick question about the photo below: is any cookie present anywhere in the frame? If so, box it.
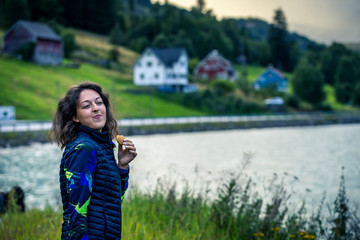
[116,135,125,145]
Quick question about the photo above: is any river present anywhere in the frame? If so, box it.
[0,124,359,212]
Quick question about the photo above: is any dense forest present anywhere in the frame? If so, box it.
[1,0,360,108]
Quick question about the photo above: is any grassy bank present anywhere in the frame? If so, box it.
[1,163,359,240]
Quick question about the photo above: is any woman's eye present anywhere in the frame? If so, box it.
[96,101,103,105]
[82,104,90,109]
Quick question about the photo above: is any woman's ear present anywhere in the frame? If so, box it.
[72,116,79,123]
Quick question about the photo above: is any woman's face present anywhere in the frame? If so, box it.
[73,89,107,131]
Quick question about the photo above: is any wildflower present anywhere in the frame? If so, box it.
[289,234,297,238]
[271,226,280,232]
[298,231,307,236]
[301,233,315,239]
[253,232,265,238]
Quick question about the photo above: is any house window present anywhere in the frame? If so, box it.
[140,73,144,80]
[147,61,152,67]
[154,73,159,79]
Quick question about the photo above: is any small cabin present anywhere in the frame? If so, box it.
[2,20,63,65]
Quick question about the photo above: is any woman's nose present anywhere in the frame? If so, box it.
[92,103,100,111]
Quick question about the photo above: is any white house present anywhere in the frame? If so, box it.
[133,47,189,89]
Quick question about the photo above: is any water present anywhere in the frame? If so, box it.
[0,124,359,211]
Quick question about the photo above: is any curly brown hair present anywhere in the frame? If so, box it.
[49,82,118,149]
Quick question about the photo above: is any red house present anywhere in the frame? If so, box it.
[193,50,238,81]
[1,20,63,65]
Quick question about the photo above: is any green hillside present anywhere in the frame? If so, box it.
[0,56,209,120]
[0,29,353,120]
[0,25,216,122]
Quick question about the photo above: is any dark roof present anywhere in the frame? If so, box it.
[16,20,62,41]
[149,47,186,66]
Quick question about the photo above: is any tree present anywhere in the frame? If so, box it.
[292,59,325,105]
[110,23,124,45]
[28,0,62,22]
[3,0,30,28]
[152,33,170,47]
[60,0,116,34]
[320,43,350,85]
[0,0,6,28]
[196,0,206,13]
[353,82,360,106]
[334,55,359,104]
[268,8,291,71]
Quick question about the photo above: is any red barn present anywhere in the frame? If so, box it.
[1,20,63,65]
[193,50,238,81]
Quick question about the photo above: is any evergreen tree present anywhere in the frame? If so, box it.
[110,23,124,46]
[60,0,115,34]
[196,0,206,13]
[28,0,62,22]
[0,0,6,28]
[268,8,291,71]
[3,0,30,28]
[84,0,116,34]
[59,0,86,28]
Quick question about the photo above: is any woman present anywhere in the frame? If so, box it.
[50,82,137,240]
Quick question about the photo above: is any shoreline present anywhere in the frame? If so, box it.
[1,112,360,148]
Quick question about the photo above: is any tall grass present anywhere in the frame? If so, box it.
[0,205,62,239]
[1,161,359,240]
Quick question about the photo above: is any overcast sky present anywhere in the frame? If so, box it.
[155,0,360,45]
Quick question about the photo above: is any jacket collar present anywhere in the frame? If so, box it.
[79,125,111,145]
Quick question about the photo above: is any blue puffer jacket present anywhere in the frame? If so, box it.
[60,125,124,239]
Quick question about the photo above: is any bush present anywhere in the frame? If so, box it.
[108,48,120,63]
[285,94,300,109]
[211,79,236,95]
[16,42,35,61]
[61,29,76,58]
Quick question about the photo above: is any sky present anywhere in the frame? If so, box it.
[155,0,360,45]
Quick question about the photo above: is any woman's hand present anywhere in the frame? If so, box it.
[117,138,137,169]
